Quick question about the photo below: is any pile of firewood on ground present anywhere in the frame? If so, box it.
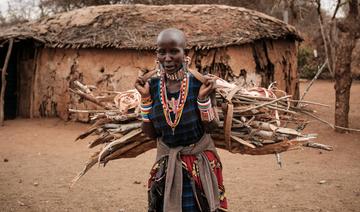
[69,74,333,187]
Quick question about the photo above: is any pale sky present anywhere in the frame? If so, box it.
[0,0,8,14]
[0,0,339,18]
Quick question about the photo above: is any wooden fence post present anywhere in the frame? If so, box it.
[0,38,14,126]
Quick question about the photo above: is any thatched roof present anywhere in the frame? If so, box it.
[0,4,302,50]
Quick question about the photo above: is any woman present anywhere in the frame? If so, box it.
[135,28,227,212]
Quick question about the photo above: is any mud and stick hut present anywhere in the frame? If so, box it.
[0,4,302,122]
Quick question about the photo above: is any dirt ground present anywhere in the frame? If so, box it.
[1,80,360,212]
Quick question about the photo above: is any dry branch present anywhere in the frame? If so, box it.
[69,88,110,109]
[299,60,328,102]
[69,78,335,185]
[304,142,333,151]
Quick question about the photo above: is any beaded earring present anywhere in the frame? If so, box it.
[155,59,163,77]
[184,56,191,74]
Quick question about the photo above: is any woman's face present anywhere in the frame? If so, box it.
[156,39,184,74]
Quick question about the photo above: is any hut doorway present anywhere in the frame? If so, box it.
[0,40,36,119]
[0,41,17,119]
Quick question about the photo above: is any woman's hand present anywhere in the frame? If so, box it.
[134,76,150,98]
[198,75,216,100]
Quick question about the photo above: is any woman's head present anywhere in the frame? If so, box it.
[156,28,186,74]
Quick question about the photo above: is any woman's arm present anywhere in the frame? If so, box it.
[134,76,158,139]
[197,76,218,131]
[199,92,218,132]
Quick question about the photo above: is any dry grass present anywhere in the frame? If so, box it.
[0,4,302,49]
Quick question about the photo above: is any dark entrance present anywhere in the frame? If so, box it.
[0,42,17,120]
[0,40,37,119]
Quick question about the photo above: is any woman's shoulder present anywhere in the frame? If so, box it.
[148,76,160,97]
[149,76,160,87]
[188,72,202,88]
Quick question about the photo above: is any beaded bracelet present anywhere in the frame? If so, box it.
[197,97,215,122]
[141,96,152,105]
[197,96,210,103]
[140,97,153,122]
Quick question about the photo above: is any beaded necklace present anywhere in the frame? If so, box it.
[165,70,184,81]
[159,70,189,135]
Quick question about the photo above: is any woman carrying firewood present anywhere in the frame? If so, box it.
[134,28,227,212]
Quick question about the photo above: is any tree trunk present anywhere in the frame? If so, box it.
[334,33,354,133]
[334,0,359,133]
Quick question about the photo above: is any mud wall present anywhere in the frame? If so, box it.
[33,48,155,121]
[189,39,299,98]
[32,39,298,121]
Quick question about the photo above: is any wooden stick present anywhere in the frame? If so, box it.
[317,11,334,76]
[105,113,140,122]
[263,105,298,115]
[224,103,234,150]
[74,80,92,94]
[230,135,256,148]
[88,134,117,148]
[107,122,142,133]
[0,40,8,48]
[235,94,330,107]
[70,150,100,188]
[302,111,335,128]
[299,59,328,103]
[288,100,330,107]
[334,125,360,132]
[102,139,144,164]
[226,86,243,103]
[213,138,304,155]
[187,68,206,83]
[301,111,360,132]
[69,88,112,109]
[99,90,123,94]
[96,95,117,102]
[231,99,298,114]
[98,128,142,163]
[250,121,277,131]
[69,108,119,113]
[120,140,157,158]
[304,142,333,151]
[75,118,112,141]
[141,69,158,81]
[0,38,14,126]
[237,95,291,114]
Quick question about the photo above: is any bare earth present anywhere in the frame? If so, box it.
[1,80,360,212]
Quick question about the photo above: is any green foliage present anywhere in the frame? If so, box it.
[298,46,319,79]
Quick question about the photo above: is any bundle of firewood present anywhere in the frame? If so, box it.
[69,77,331,186]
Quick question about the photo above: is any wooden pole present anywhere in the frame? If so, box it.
[298,59,328,103]
[0,38,14,126]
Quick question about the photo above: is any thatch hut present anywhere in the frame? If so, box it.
[0,4,302,122]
